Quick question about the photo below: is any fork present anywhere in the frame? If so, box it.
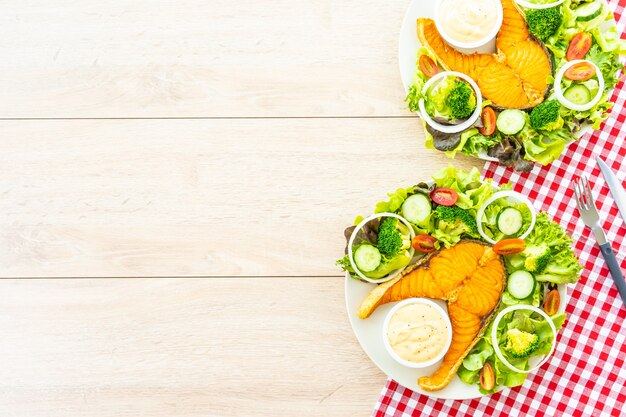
[574,175,626,306]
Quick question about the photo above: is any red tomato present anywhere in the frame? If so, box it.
[419,55,439,78]
[564,62,595,81]
[478,106,496,136]
[430,188,458,206]
[412,235,437,252]
[544,289,561,316]
[493,238,526,255]
[566,32,592,61]
[480,362,495,391]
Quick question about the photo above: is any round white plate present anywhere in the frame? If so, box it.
[397,0,610,162]
[344,182,569,398]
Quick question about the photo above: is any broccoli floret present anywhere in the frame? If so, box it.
[446,80,477,119]
[523,244,551,273]
[377,217,410,257]
[434,205,478,236]
[535,250,583,284]
[530,100,564,131]
[504,329,539,358]
[525,7,563,41]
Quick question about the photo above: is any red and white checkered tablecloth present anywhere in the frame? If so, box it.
[372,1,626,415]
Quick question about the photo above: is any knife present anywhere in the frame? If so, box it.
[597,156,626,225]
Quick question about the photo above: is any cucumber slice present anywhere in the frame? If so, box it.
[563,84,592,105]
[401,194,432,225]
[497,207,524,236]
[496,110,526,135]
[507,270,535,299]
[353,244,381,272]
[575,1,603,22]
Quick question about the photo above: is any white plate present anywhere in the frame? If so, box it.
[344,181,569,398]
[397,0,607,162]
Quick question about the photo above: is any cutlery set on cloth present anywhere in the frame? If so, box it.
[371,2,626,415]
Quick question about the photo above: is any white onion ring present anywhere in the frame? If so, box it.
[347,212,416,283]
[554,59,604,112]
[418,71,483,134]
[491,305,557,374]
[514,0,565,9]
[476,190,537,244]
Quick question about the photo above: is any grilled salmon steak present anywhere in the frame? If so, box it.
[358,241,506,391]
[416,0,552,109]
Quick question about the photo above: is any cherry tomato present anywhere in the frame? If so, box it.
[493,238,526,255]
[544,289,561,316]
[419,55,439,78]
[412,235,437,252]
[430,188,458,206]
[480,362,495,391]
[566,32,592,61]
[564,61,595,81]
[478,106,496,136]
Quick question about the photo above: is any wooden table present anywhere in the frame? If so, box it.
[0,1,478,415]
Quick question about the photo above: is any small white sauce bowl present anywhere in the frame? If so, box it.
[515,0,565,10]
[382,298,453,369]
[418,71,483,134]
[434,0,503,54]
[554,59,604,112]
[347,212,415,283]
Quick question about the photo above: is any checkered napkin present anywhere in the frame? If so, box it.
[372,2,626,416]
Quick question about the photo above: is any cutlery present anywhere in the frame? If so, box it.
[574,175,626,306]
[597,156,626,225]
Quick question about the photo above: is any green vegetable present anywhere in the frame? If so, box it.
[507,270,536,299]
[586,45,625,91]
[424,75,457,119]
[496,109,526,135]
[563,84,592,105]
[525,7,563,41]
[446,80,477,119]
[377,217,408,257]
[497,207,524,236]
[432,205,479,246]
[523,212,583,284]
[504,329,539,358]
[523,244,552,273]
[353,244,382,272]
[573,0,603,22]
[401,194,432,228]
[530,100,564,131]
[432,166,498,211]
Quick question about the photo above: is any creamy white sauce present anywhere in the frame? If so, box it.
[439,0,499,43]
[386,303,449,363]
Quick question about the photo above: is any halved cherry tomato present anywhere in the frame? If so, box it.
[493,238,526,255]
[478,106,496,136]
[419,55,439,78]
[564,61,595,81]
[566,32,592,61]
[544,289,561,316]
[430,188,458,206]
[412,235,437,252]
[480,362,495,391]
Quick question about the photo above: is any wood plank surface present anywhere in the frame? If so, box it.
[0,277,384,417]
[0,118,479,278]
[0,0,411,118]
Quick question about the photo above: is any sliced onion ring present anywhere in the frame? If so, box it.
[554,59,604,112]
[476,190,537,244]
[347,212,416,283]
[491,305,557,374]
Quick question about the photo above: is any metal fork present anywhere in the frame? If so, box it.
[574,175,626,306]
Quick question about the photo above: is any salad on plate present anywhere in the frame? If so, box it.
[338,166,583,395]
[405,0,626,171]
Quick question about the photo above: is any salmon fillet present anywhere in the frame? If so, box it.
[416,0,551,109]
[357,241,506,391]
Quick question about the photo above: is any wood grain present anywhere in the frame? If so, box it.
[0,277,385,417]
[0,0,413,118]
[0,118,479,278]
